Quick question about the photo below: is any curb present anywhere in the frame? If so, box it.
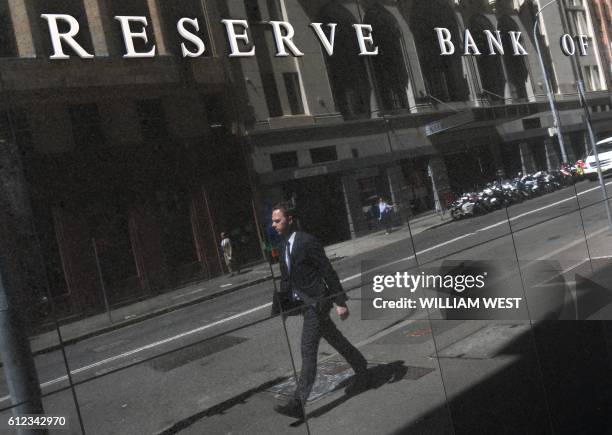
[30,275,276,356]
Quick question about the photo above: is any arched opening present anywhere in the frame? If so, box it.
[499,15,529,100]
[469,14,506,102]
[409,0,469,102]
[364,4,409,111]
[317,3,371,119]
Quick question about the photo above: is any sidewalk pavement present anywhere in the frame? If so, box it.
[29,211,452,355]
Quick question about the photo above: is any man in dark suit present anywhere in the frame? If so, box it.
[270,202,370,419]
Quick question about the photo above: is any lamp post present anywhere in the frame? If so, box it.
[533,0,569,164]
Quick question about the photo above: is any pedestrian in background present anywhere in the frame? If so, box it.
[220,232,236,276]
[378,197,392,234]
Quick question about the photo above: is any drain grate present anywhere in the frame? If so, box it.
[267,360,355,402]
[148,336,247,372]
[267,360,434,403]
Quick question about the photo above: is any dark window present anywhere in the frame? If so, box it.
[283,72,305,115]
[271,151,298,170]
[310,146,337,163]
[11,110,34,158]
[35,0,94,57]
[69,104,106,148]
[107,0,155,55]
[136,99,168,142]
[159,0,211,57]
[261,72,283,117]
[0,3,17,57]
[522,118,541,130]
[202,94,226,129]
[352,148,359,158]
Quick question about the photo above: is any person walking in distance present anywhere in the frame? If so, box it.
[378,197,392,234]
[270,202,371,419]
[220,232,235,276]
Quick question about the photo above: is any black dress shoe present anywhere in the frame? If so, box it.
[274,399,305,419]
[345,371,373,396]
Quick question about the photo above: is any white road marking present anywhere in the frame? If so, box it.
[3,183,610,404]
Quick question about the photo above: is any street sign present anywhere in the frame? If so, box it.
[425,111,475,136]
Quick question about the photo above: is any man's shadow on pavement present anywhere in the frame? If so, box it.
[290,360,409,427]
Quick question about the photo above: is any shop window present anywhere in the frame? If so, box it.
[271,151,298,170]
[310,146,337,164]
[69,103,106,148]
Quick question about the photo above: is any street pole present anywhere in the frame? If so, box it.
[576,80,612,234]
[0,265,46,431]
[0,129,46,431]
[533,0,569,164]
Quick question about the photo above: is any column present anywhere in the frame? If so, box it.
[7,0,35,57]
[488,142,505,176]
[428,155,451,211]
[146,0,169,55]
[341,174,368,238]
[563,134,577,162]
[544,139,560,171]
[386,164,411,224]
[83,0,111,56]
[520,142,537,174]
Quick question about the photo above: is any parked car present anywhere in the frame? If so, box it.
[584,136,612,181]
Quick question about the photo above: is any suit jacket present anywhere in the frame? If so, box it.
[271,231,347,315]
